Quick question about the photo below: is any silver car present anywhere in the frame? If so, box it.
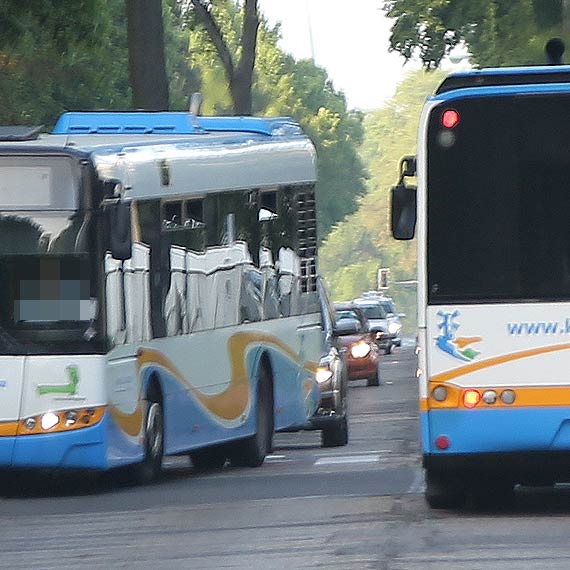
[352,298,395,354]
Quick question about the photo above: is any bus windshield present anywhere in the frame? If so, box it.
[0,214,99,354]
[427,93,570,303]
[0,159,101,354]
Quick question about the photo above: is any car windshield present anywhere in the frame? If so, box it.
[336,309,360,321]
[380,300,396,314]
[359,304,387,319]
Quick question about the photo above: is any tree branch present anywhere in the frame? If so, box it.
[190,0,234,81]
[237,0,259,78]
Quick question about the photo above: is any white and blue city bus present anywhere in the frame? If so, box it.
[392,63,570,507]
[0,111,348,483]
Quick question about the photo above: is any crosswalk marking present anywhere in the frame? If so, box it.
[314,455,381,466]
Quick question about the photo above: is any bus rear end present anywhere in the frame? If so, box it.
[414,71,570,505]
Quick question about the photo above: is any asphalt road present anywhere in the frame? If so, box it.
[4,343,570,569]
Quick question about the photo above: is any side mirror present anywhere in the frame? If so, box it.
[391,183,417,240]
[400,155,416,177]
[108,201,132,260]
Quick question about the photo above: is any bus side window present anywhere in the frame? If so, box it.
[134,199,166,339]
[162,198,207,336]
[185,199,205,229]
[163,201,182,230]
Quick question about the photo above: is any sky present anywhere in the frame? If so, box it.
[257,0,418,111]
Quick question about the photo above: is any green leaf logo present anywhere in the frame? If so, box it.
[37,366,80,396]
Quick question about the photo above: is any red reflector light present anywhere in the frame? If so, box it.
[435,435,450,450]
[463,389,481,409]
[442,109,460,128]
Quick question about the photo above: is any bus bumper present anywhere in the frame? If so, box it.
[424,407,570,483]
[0,413,109,470]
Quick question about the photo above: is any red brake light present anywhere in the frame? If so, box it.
[463,389,481,409]
[442,109,460,128]
[435,435,450,450]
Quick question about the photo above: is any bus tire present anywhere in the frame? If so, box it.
[130,389,164,485]
[190,446,227,471]
[230,365,273,468]
[425,470,466,509]
[321,415,349,447]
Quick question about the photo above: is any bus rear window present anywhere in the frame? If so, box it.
[427,93,570,303]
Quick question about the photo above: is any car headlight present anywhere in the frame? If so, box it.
[388,322,400,334]
[316,366,334,383]
[350,341,371,358]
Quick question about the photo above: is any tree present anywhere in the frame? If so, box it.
[384,0,565,68]
[188,9,367,237]
[0,0,131,126]
[126,0,170,110]
[320,70,445,330]
[189,0,259,115]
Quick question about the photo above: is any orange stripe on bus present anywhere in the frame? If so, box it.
[430,343,570,384]
[426,384,570,409]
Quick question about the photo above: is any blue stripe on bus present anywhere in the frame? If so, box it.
[430,82,570,102]
[424,407,570,454]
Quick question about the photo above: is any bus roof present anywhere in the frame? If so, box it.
[52,112,304,136]
[0,112,317,200]
[435,65,570,95]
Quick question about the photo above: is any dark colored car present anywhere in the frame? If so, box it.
[305,281,349,447]
[334,303,381,387]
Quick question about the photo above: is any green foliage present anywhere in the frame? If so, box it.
[0,0,131,126]
[320,70,445,333]
[384,0,564,68]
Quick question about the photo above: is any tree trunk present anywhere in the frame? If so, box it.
[230,72,253,116]
[562,0,570,41]
[232,0,259,115]
[126,0,169,110]
[190,0,259,115]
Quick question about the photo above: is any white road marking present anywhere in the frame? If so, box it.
[317,449,391,456]
[407,467,426,494]
[314,455,381,466]
[265,455,287,460]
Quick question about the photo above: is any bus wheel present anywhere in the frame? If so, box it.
[425,470,466,509]
[230,366,273,467]
[321,416,349,447]
[190,446,227,471]
[130,395,164,485]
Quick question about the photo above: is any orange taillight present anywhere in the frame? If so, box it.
[463,389,481,409]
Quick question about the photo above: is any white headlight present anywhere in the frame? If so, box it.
[41,412,60,431]
[351,341,371,358]
[316,367,334,383]
[388,322,400,334]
